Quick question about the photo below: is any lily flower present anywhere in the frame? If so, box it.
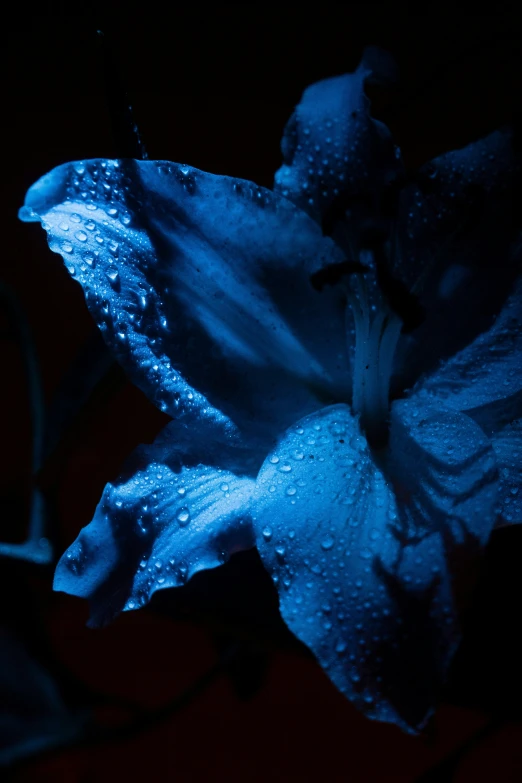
[19,50,521,732]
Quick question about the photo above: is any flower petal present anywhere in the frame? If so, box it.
[20,160,347,445]
[251,403,498,731]
[54,434,255,627]
[274,47,402,244]
[393,129,521,390]
[488,418,522,527]
[408,272,522,527]
[412,277,522,413]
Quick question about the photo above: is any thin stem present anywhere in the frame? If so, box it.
[0,283,51,565]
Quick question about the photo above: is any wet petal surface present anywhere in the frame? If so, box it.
[21,160,347,446]
[274,48,402,250]
[252,403,498,730]
[393,129,521,390]
[54,436,255,627]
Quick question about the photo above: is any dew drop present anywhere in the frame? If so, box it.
[106,268,119,282]
[176,507,190,526]
[321,535,335,551]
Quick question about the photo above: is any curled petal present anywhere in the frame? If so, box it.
[411,273,522,527]
[488,418,522,527]
[274,47,402,245]
[251,403,498,731]
[54,438,255,626]
[413,277,522,413]
[393,129,521,389]
[20,160,347,446]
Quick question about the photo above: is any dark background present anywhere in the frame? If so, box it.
[2,4,522,781]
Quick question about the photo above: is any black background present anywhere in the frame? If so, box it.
[2,4,522,781]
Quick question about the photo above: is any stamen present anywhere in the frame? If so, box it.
[346,272,402,446]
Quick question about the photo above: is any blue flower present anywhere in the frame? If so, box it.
[19,50,522,732]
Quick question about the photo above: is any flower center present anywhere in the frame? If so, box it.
[346,270,402,447]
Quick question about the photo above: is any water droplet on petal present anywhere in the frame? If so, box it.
[321,535,335,551]
[176,507,190,527]
[106,268,119,283]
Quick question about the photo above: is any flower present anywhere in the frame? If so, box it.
[19,50,522,733]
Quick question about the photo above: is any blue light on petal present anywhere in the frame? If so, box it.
[54,454,255,626]
[19,53,522,732]
[20,159,349,447]
[252,401,498,731]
